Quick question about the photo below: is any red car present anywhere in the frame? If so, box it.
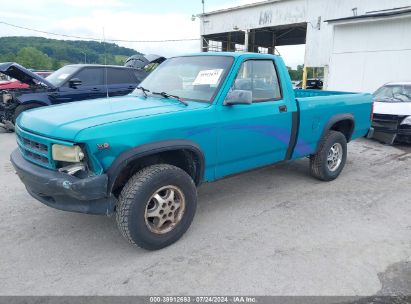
[0,71,52,90]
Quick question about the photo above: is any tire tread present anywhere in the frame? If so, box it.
[310,130,347,181]
[116,164,196,249]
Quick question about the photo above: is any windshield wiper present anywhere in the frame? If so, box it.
[136,86,150,97]
[151,91,188,106]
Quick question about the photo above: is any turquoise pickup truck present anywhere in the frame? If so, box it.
[11,52,373,250]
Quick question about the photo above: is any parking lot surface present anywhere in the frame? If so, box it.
[0,131,410,296]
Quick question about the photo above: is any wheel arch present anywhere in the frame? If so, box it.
[16,94,51,106]
[12,102,47,123]
[107,139,205,196]
[315,114,354,153]
[17,100,48,107]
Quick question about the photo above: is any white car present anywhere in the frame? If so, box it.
[371,82,411,144]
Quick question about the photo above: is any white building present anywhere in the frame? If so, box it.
[199,0,411,92]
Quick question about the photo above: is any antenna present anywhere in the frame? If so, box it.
[103,27,109,98]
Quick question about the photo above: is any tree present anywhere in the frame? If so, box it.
[15,47,53,70]
[287,65,304,81]
[51,58,62,70]
[287,65,324,81]
[0,52,15,63]
[0,37,141,68]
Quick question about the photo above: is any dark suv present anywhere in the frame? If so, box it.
[296,79,324,90]
[0,56,165,129]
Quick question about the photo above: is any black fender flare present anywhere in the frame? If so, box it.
[106,139,205,193]
[16,93,51,106]
[315,113,355,153]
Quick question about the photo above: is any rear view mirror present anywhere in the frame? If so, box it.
[224,90,252,106]
[69,78,82,88]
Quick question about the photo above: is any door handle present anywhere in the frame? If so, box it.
[279,105,287,113]
[91,88,100,92]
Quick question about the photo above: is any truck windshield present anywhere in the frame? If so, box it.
[133,56,234,103]
[373,85,411,102]
[46,66,78,87]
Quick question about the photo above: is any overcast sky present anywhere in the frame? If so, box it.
[0,0,305,68]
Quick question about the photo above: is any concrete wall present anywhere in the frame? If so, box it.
[327,15,411,93]
[201,0,307,35]
[201,0,411,71]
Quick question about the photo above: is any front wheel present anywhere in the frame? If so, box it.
[116,164,197,250]
[310,131,347,181]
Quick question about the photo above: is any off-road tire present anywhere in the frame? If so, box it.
[12,103,42,124]
[116,164,197,250]
[310,130,347,181]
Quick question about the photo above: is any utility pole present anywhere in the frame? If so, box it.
[202,0,205,14]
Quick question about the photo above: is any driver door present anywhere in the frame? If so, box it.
[216,58,293,178]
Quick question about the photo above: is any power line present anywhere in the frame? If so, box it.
[0,20,200,43]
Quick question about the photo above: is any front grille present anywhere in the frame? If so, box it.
[25,150,49,164]
[17,134,48,153]
[15,125,55,169]
[373,114,403,122]
[372,114,405,131]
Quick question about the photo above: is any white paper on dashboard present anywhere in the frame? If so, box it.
[193,69,223,85]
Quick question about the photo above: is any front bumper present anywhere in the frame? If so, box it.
[10,149,116,215]
[371,126,411,144]
[371,114,411,144]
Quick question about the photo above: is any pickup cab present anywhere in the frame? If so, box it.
[10,52,373,250]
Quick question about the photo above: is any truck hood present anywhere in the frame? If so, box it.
[124,54,166,69]
[0,62,55,89]
[374,101,411,116]
[18,95,209,140]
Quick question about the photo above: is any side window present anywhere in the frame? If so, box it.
[232,60,282,102]
[107,68,136,84]
[74,68,104,86]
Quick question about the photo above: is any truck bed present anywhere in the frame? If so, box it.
[291,89,372,160]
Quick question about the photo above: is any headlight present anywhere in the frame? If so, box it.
[401,116,411,125]
[52,144,85,162]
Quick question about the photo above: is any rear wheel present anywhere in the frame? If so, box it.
[116,164,197,250]
[12,103,42,124]
[310,131,347,181]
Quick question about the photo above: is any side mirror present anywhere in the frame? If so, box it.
[69,78,82,88]
[224,89,252,106]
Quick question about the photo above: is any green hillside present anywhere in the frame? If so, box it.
[0,36,141,70]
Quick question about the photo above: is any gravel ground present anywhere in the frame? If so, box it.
[0,130,410,296]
